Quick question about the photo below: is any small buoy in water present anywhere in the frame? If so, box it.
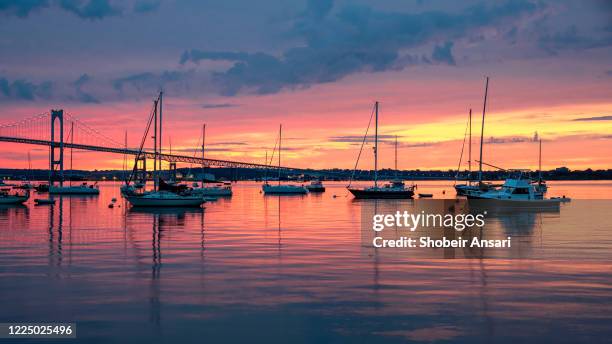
[442,190,446,194]
[111,197,117,202]
[108,203,114,208]
[333,195,338,198]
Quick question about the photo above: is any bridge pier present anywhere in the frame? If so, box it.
[49,109,64,187]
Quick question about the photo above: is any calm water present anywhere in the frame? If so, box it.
[1,181,611,343]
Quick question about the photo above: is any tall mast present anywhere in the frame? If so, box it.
[153,99,158,191]
[468,108,472,176]
[374,101,379,188]
[158,91,163,174]
[278,124,282,185]
[123,130,127,182]
[478,77,489,182]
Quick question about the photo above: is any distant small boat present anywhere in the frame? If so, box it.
[34,198,55,205]
[306,180,325,192]
[34,184,50,192]
[0,190,29,204]
[419,193,433,198]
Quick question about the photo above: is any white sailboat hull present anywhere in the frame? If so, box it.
[126,191,205,207]
[262,184,308,194]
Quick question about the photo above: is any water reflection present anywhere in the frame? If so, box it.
[0,182,610,343]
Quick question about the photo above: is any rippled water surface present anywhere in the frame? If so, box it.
[1,181,611,343]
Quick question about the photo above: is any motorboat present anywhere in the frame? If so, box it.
[466,175,560,207]
[306,180,325,192]
[347,102,414,199]
[0,189,29,204]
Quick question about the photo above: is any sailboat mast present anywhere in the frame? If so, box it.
[374,101,379,188]
[478,77,489,182]
[153,99,158,191]
[278,124,282,185]
[123,130,127,182]
[468,108,472,176]
[158,91,163,174]
[201,124,206,183]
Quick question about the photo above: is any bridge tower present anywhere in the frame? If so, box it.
[135,155,147,184]
[49,109,65,187]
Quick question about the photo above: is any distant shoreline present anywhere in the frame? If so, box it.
[1,167,611,181]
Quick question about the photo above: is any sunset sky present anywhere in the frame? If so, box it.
[1,0,611,171]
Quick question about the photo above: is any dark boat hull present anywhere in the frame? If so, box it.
[306,186,325,192]
[348,188,414,199]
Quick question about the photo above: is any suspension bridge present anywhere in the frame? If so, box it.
[0,109,286,171]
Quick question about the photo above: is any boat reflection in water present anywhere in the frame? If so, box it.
[360,198,561,259]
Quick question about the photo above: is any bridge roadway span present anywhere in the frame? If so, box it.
[0,136,288,170]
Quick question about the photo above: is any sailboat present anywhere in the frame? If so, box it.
[456,77,493,196]
[125,91,206,207]
[16,151,34,190]
[347,101,414,199]
[189,124,233,197]
[49,121,100,195]
[262,125,308,194]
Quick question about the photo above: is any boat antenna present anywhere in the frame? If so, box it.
[538,135,542,182]
[347,102,376,188]
[478,77,489,183]
[374,101,379,188]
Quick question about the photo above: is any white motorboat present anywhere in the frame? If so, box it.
[125,191,206,207]
[49,183,100,195]
[0,189,29,204]
[466,176,560,207]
